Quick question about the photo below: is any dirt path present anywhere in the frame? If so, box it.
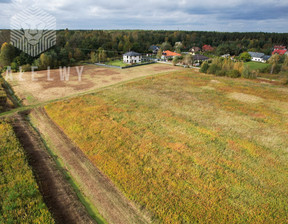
[12,113,95,224]
[30,108,152,224]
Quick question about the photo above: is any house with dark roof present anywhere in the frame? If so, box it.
[193,54,209,63]
[123,51,142,64]
[248,52,270,63]
[149,45,160,54]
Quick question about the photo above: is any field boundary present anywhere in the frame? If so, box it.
[12,113,95,224]
[95,61,156,69]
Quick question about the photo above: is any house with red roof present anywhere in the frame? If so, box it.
[272,45,287,55]
[161,50,181,60]
[202,45,214,52]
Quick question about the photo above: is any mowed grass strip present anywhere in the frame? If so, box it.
[0,120,54,223]
[45,70,288,223]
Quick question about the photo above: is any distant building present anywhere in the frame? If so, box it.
[274,45,286,50]
[193,54,209,63]
[161,50,181,60]
[272,45,287,55]
[123,51,142,64]
[149,45,159,54]
[189,47,201,55]
[221,54,230,58]
[202,45,214,52]
[248,52,270,63]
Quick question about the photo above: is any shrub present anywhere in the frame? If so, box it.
[215,70,226,76]
[227,70,241,78]
[172,57,179,66]
[222,58,233,71]
[242,66,257,79]
[200,62,209,73]
[233,62,244,74]
[207,64,221,74]
[21,64,31,72]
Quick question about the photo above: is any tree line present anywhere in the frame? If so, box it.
[0,29,287,71]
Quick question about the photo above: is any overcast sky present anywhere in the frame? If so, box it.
[0,0,287,32]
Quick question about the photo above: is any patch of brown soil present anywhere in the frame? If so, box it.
[228,92,264,103]
[153,65,176,71]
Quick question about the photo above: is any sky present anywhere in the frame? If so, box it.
[0,0,287,32]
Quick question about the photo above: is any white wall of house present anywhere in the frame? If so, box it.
[123,55,142,64]
[252,57,265,63]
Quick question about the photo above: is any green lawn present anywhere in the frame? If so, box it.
[245,61,269,71]
[45,70,288,223]
[105,60,129,67]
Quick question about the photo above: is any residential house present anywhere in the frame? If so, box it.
[202,45,214,52]
[272,45,287,55]
[123,51,142,64]
[193,54,209,63]
[161,50,181,60]
[149,45,160,54]
[189,47,201,55]
[248,52,270,63]
[221,54,230,58]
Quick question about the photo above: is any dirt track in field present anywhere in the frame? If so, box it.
[12,113,95,224]
[29,108,152,224]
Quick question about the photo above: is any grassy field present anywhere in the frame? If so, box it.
[106,60,129,67]
[0,120,54,223]
[45,70,288,223]
[245,61,269,71]
[6,64,183,105]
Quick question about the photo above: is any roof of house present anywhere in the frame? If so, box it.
[193,54,209,61]
[274,45,286,50]
[248,52,265,58]
[272,49,287,55]
[202,45,214,51]
[149,45,159,51]
[123,51,142,56]
[163,50,181,57]
[261,55,271,61]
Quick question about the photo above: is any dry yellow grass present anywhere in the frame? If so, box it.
[6,64,183,105]
[45,70,288,223]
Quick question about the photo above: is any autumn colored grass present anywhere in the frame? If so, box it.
[45,70,288,223]
[0,120,54,223]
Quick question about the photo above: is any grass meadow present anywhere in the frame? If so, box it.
[245,61,269,71]
[105,60,129,67]
[0,120,54,223]
[45,70,288,223]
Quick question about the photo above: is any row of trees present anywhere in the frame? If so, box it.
[0,29,287,71]
[200,58,255,79]
[200,54,288,80]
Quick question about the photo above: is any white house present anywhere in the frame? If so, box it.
[123,51,142,64]
[248,52,270,63]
